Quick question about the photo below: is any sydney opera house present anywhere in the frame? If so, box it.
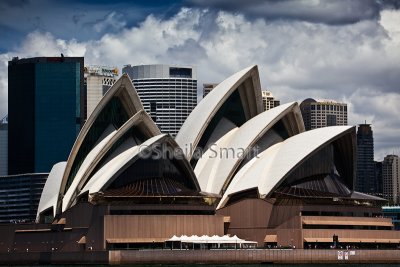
[1,65,400,255]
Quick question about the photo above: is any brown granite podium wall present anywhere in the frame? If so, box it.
[104,215,225,244]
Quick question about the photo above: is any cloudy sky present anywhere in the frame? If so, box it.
[0,0,399,160]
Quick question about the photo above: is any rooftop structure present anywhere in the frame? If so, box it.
[261,90,280,111]
[84,65,118,77]
[300,98,348,131]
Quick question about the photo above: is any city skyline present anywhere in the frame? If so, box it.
[0,0,399,160]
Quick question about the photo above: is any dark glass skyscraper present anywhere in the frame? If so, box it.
[374,161,383,196]
[8,57,84,174]
[356,124,375,194]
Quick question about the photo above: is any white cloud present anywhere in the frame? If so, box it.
[0,7,399,160]
[380,9,400,43]
[18,31,87,57]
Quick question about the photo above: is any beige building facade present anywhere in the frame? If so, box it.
[261,90,280,111]
[383,155,400,204]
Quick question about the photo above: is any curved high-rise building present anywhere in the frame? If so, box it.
[122,64,197,137]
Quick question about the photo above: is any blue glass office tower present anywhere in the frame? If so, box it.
[8,57,84,174]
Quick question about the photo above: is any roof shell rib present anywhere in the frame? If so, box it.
[60,75,143,200]
[218,125,355,209]
[62,110,160,212]
[36,162,67,221]
[196,102,305,195]
[79,134,201,197]
[175,65,263,161]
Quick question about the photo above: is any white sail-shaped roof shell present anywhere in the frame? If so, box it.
[196,102,304,195]
[218,126,355,209]
[79,135,161,196]
[176,65,263,160]
[195,127,239,193]
[62,111,160,212]
[61,130,116,212]
[79,134,200,197]
[36,162,67,221]
[60,75,144,197]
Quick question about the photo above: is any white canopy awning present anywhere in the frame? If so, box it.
[166,235,257,244]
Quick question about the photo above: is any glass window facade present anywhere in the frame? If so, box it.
[0,173,47,223]
[300,99,348,131]
[35,62,81,173]
[8,57,84,175]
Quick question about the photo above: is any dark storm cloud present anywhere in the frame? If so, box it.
[378,0,400,9]
[1,0,29,8]
[187,0,397,25]
[164,38,207,64]
[0,0,180,48]
[72,11,86,24]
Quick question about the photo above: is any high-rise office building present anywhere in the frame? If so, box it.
[375,161,383,196]
[123,64,197,137]
[382,155,400,204]
[0,115,7,176]
[8,57,84,174]
[261,90,280,111]
[0,173,47,223]
[203,83,218,98]
[84,65,118,118]
[300,98,348,131]
[356,124,375,194]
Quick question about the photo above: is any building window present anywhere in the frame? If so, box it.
[326,114,337,126]
[169,68,192,78]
